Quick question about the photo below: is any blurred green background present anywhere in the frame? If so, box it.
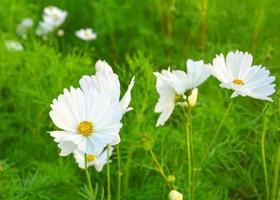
[0,0,279,199]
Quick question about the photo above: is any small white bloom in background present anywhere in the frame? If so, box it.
[57,29,64,37]
[154,59,210,126]
[211,51,276,101]
[49,87,123,156]
[79,60,135,114]
[43,6,67,28]
[75,28,97,41]
[168,190,183,200]
[16,18,33,38]
[36,21,54,36]
[36,5,67,36]
[73,147,113,172]
[5,40,23,52]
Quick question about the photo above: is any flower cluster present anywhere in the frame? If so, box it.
[49,60,135,171]
[154,51,276,126]
[6,5,99,52]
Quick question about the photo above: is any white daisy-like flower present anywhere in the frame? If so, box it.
[5,40,23,52]
[36,21,54,36]
[79,60,135,114]
[211,51,276,101]
[16,18,33,38]
[154,59,210,126]
[49,87,123,156]
[168,190,183,200]
[36,6,67,36]
[73,147,113,172]
[43,6,67,28]
[75,28,97,41]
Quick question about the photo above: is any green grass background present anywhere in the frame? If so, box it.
[0,0,280,199]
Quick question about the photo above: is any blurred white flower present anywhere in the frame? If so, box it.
[16,18,33,38]
[36,5,67,36]
[49,87,123,156]
[79,60,135,114]
[5,40,23,52]
[75,28,97,41]
[154,59,210,126]
[36,21,54,36]
[73,147,113,172]
[211,51,276,101]
[168,190,183,200]
[43,6,67,28]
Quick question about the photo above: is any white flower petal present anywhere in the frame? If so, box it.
[119,77,135,114]
[58,141,77,156]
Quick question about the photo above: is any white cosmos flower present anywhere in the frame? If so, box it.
[75,28,97,41]
[5,40,23,52]
[43,6,67,28]
[16,18,33,38]
[36,21,54,36]
[168,190,183,200]
[211,51,276,101]
[49,87,123,156]
[154,59,210,127]
[36,6,67,36]
[73,147,113,172]
[79,60,135,114]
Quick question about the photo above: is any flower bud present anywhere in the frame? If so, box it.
[57,29,64,37]
[187,88,198,107]
[169,190,183,200]
[167,175,176,183]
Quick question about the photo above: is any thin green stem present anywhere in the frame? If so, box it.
[261,116,269,200]
[117,145,122,200]
[149,149,172,189]
[272,146,280,200]
[185,107,194,200]
[84,154,95,200]
[209,100,234,149]
[107,146,111,200]
[199,100,234,168]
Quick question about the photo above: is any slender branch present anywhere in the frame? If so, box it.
[261,116,269,200]
[107,146,111,200]
[185,107,194,200]
[84,154,95,199]
[149,149,172,189]
[117,145,122,200]
[272,146,280,200]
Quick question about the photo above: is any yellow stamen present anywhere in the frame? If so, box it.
[232,79,245,85]
[87,154,96,162]
[78,121,94,136]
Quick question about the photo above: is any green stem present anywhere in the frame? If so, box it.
[84,154,95,199]
[185,108,194,200]
[149,149,172,189]
[272,146,280,200]
[117,146,122,200]
[261,116,269,200]
[199,100,234,168]
[209,100,233,149]
[107,146,111,200]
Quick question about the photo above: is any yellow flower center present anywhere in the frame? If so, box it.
[87,154,96,162]
[232,79,245,85]
[78,121,94,136]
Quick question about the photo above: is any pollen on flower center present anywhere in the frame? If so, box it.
[233,79,245,85]
[78,121,94,136]
[87,154,96,162]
